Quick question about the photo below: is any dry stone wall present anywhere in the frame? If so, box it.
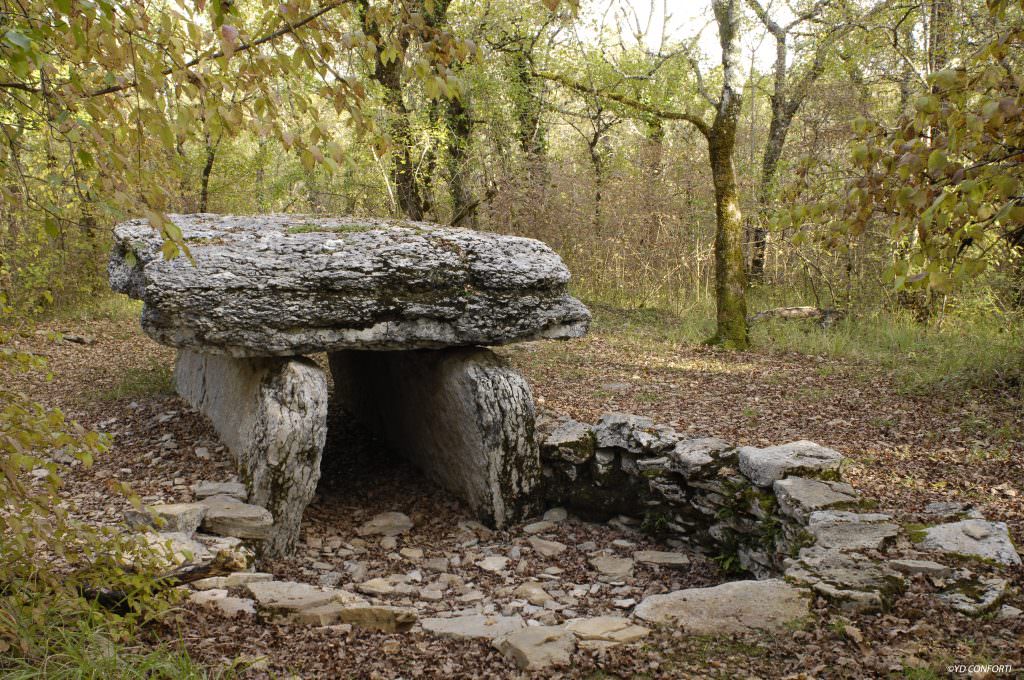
[538,411,1021,615]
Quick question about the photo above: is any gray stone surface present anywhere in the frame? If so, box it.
[918,520,1022,566]
[633,579,810,633]
[330,348,541,528]
[356,512,413,537]
[126,502,207,534]
[667,437,734,478]
[422,615,526,640]
[565,617,651,643]
[199,495,274,540]
[176,351,327,556]
[542,419,596,464]
[773,477,859,522]
[493,625,576,671]
[939,576,1008,616]
[593,413,678,454]
[807,512,900,551]
[633,550,691,568]
[784,548,905,614]
[738,440,844,486]
[192,480,247,501]
[109,214,590,356]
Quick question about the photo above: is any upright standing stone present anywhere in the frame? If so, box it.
[175,350,328,556]
[330,348,541,527]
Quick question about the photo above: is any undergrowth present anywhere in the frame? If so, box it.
[583,289,1023,400]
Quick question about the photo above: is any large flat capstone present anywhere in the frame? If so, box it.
[109,214,590,356]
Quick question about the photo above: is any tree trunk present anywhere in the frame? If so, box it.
[199,135,218,213]
[445,90,474,226]
[708,0,749,349]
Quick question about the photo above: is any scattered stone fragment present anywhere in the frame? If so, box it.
[245,581,364,622]
[422,557,450,572]
[225,572,274,587]
[357,512,414,537]
[189,589,257,618]
[400,547,424,560]
[199,495,274,540]
[523,521,556,535]
[514,582,552,606]
[887,559,952,578]
[192,480,247,501]
[528,537,567,558]
[477,555,510,573]
[633,550,690,569]
[357,578,396,596]
[141,531,212,567]
[337,605,417,633]
[194,534,254,570]
[192,577,227,591]
[566,616,651,643]
[589,556,634,581]
[773,477,859,522]
[288,602,349,626]
[918,520,1022,566]
[543,507,569,522]
[737,441,844,487]
[634,580,811,634]
[422,614,526,640]
[939,576,1008,616]
[493,625,576,671]
[126,503,207,534]
[998,605,1022,620]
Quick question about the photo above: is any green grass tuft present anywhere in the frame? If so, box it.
[101,360,174,401]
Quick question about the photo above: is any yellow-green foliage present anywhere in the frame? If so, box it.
[0,300,184,669]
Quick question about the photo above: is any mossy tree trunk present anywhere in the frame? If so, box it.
[707,0,749,349]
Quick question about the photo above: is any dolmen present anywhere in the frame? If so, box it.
[109,214,590,557]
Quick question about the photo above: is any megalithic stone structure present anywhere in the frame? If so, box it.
[109,214,589,556]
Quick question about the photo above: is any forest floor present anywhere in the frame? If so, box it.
[7,299,1024,679]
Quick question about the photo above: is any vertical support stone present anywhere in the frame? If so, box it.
[329,348,541,527]
[175,350,328,557]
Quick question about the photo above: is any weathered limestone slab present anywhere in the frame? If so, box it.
[493,625,576,671]
[421,614,526,640]
[109,214,590,357]
[633,579,811,633]
[773,477,859,522]
[918,519,1022,566]
[738,440,844,486]
[329,348,541,527]
[175,350,328,556]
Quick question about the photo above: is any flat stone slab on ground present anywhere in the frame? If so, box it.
[493,625,576,671]
[784,548,905,614]
[566,617,651,643]
[199,494,274,540]
[109,214,590,356]
[633,550,691,568]
[918,519,1022,566]
[633,579,811,634]
[126,502,207,534]
[421,614,526,640]
[356,511,413,537]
